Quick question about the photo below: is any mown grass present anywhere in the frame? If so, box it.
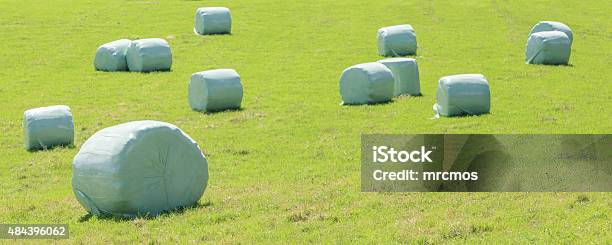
[0,0,610,243]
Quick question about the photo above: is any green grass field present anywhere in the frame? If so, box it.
[1,0,611,243]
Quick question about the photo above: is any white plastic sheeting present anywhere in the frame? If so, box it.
[525,31,571,65]
[377,24,417,57]
[189,69,243,112]
[126,38,172,72]
[529,21,573,44]
[434,74,490,117]
[377,58,420,96]
[23,105,74,151]
[195,7,232,35]
[72,120,208,217]
[94,39,132,71]
[339,62,395,105]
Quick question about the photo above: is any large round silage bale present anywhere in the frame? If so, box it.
[434,74,490,117]
[189,69,243,112]
[94,39,132,71]
[194,7,232,35]
[377,58,421,96]
[23,105,74,151]
[72,120,208,217]
[529,21,573,45]
[126,38,172,72]
[339,62,395,105]
[377,24,417,57]
[525,31,571,65]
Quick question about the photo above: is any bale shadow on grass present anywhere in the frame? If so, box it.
[340,100,395,107]
[197,107,244,115]
[27,144,75,153]
[77,201,213,223]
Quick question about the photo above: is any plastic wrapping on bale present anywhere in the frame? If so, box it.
[339,62,395,105]
[94,39,131,71]
[529,21,573,45]
[377,24,417,57]
[525,31,571,65]
[23,105,74,151]
[189,69,243,112]
[195,7,232,35]
[434,74,490,117]
[377,58,420,96]
[126,38,172,72]
[72,120,208,218]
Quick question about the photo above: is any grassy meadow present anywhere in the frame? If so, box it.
[0,0,610,243]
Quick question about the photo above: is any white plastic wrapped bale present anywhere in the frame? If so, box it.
[23,105,74,151]
[72,120,208,217]
[339,62,395,105]
[189,69,243,112]
[377,58,420,96]
[377,24,417,57]
[126,38,172,72]
[434,74,490,117]
[529,21,573,45]
[94,39,131,71]
[194,7,232,35]
[525,31,571,65]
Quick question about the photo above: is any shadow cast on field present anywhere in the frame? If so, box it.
[27,144,75,153]
[197,107,244,115]
[341,100,394,107]
[77,201,213,223]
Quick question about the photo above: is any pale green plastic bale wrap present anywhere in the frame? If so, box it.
[339,62,394,105]
[189,69,243,112]
[23,105,74,151]
[194,7,232,35]
[94,39,131,71]
[126,38,172,72]
[377,58,420,96]
[529,21,573,45]
[434,74,490,117]
[525,31,571,65]
[377,24,417,57]
[72,120,208,217]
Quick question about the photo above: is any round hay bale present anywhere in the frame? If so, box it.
[94,39,131,71]
[377,58,421,96]
[23,105,74,151]
[529,21,573,44]
[72,120,208,217]
[339,62,394,105]
[377,24,417,57]
[525,31,571,65]
[434,74,490,117]
[195,7,232,35]
[189,69,243,112]
[126,38,172,72]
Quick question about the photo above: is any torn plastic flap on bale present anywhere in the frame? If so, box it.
[72,120,208,218]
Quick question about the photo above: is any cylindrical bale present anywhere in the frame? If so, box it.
[94,39,132,71]
[23,105,74,151]
[434,74,490,117]
[525,31,571,65]
[377,58,421,96]
[529,21,573,45]
[377,24,417,57]
[126,38,172,72]
[72,120,208,217]
[194,7,232,35]
[339,62,395,105]
[189,69,243,112]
